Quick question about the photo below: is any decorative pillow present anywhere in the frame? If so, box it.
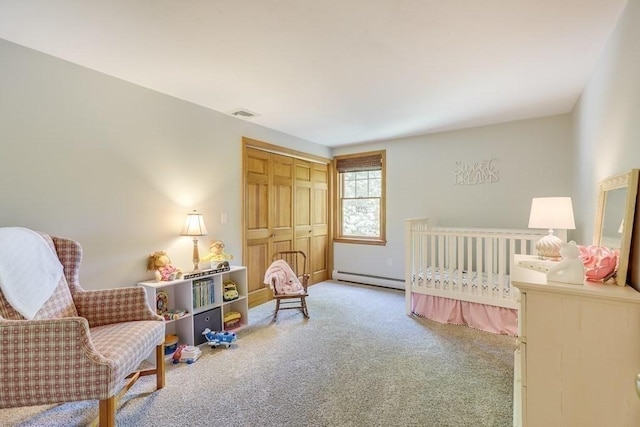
[577,245,619,281]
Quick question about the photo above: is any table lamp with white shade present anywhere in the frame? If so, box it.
[528,197,576,260]
[180,210,208,271]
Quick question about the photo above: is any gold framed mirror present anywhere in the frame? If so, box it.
[593,169,639,286]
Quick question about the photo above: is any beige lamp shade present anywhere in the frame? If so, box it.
[528,197,575,260]
[181,210,208,271]
[528,197,576,230]
[181,211,208,236]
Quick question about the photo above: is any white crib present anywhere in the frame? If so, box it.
[404,218,557,335]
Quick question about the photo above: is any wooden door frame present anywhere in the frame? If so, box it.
[242,137,334,306]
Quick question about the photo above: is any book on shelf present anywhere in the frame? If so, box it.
[193,278,215,309]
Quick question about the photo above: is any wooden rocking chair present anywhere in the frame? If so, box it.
[270,251,310,319]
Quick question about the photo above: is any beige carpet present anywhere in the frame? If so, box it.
[1,281,516,426]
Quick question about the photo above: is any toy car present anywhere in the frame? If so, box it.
[223,280,239,301]
[202,328,237,348]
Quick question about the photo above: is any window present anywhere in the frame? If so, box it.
[334,150,386,245]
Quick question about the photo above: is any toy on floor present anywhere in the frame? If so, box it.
[172,344,187,363]
[202,328,237,348]
[172,344,202,364]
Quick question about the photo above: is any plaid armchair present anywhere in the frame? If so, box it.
[0,233,165,427]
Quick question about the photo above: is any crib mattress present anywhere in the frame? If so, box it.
[413,267,512,295]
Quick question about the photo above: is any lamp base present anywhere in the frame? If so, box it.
[535,231,562,260]
[192,237,200,271]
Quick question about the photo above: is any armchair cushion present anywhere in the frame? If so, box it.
[0,317,164,405]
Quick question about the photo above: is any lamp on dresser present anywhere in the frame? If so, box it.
[528,196,575,260]
[181,210,208,271]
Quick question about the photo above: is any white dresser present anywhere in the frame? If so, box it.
[511,255,640,427]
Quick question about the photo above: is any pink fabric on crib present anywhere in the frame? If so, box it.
[411,293,517,336]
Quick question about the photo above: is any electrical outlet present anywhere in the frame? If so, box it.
[220,212,228,224]
[387,258,392,266]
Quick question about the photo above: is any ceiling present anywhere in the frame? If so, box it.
[0,1,628,147]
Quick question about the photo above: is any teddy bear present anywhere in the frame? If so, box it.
[546,241,585,285]
[200,240,234,264]
[147,251,183,281]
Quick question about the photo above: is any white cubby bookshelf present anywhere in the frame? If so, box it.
[137,266,248,353]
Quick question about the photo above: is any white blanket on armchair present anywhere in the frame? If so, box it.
[0,227,63,319]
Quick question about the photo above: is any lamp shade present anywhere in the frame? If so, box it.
[180,210,208,236]
[528,197,575,230]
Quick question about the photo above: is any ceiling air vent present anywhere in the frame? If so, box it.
[229,108,259,119]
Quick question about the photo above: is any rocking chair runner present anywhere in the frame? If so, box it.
[269,251,310,319]
[0,230,165,427]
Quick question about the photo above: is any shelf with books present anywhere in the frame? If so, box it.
[138,266,248,354]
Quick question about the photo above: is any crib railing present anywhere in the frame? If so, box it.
[405,218,555,312]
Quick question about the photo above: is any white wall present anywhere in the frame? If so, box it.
[572,0,640,285]
[3,0,639,292]
[333,115,573,280]
[573,0,640,244]
[0,39,330,289]
[334,0,640,283]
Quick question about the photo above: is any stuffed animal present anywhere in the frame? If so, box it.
[147,251,183,281]
[200,240,234,264]
[546,241,585,285]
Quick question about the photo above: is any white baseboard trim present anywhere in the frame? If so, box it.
[332,270,405,290]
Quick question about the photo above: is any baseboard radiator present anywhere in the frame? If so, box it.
[332,270,405,290]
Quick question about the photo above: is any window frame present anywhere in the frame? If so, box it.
[333,150,387,246]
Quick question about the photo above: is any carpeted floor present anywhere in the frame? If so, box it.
[1,281,516,426]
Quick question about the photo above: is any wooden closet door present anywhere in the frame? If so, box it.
[294,159,313,260]
[311,163,329,283]
[244,139,331,307]
[270,154,295,255]
[244,148,294,307]
[295,160,329,283]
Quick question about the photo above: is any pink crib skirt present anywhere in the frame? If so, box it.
[411,293,517,336]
